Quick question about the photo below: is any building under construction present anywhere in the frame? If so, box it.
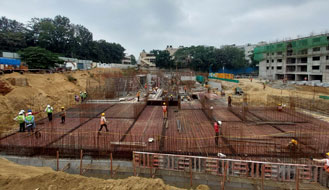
[0,70,328,189]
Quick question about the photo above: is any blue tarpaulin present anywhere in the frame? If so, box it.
[0,57,21,66]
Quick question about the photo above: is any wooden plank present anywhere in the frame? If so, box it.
[111,141,147,147]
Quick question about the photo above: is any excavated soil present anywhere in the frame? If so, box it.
[0,68,121,134]
[0,158,191,190]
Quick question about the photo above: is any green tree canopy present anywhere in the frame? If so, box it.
[0,17,27,52]
[130,55,137,65]
[1,15,126,64]
[174,45,247,72]
[19,47,63,69]
[151,50,174,69]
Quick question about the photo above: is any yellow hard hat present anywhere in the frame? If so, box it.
[291,139,297,145]
[101,113,105,116]
[326,152,329,156]
[163,102,166,105]
[61,107,64,109]
[278,104,282,106]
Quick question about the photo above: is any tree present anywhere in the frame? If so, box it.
[130,55,137,65]
[0,17,27,52]
[173,45,247,72]
[151,50,174,69]
[3,15,126,64]
[19,47,63,69]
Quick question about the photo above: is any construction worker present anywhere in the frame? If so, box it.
[99,113,109,132]
[14,110,25,132]
[228,96,232,107]
[313,152,329,173]
[83,91,87,101]
[25,111,35,132]
[162,102,167,119]
[170,94,173,102]
[75,95,80,103]
[263,83,266,90]
[80,91,84,103]
[137,91,140,102]
[214,121,222,147]
[277,104,283,112]
[45,105,53,121]
[288,139,298,151]
[184,86,187,93]
[60,107,66,124]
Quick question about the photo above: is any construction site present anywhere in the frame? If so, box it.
[0,69,329,189]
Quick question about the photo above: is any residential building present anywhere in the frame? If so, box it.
[138,50,156,67]
[166,45,179,56]
[255,34,329,82]
[237,44,257,64]
[122,54,132,64]
[59,57,92,70]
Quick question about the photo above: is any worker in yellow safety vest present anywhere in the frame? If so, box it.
[14,110,25,132]
[99,113,109,132]
[313,152,329,173]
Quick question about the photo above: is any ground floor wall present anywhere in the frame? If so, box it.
[1,155,327,190]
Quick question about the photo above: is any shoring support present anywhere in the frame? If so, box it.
[221,161,228,190]
[261,164,265,190]
[56,150,59,171]
[80,149,83,175]
[296,167,300,190]
[133,153,136,176]
[110,153,113,178]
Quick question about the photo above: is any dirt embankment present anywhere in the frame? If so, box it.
[0,69,121,134]
[219,78,329,106]
[0,158,195,190]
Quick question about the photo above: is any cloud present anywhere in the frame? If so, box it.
[0,0,329,57]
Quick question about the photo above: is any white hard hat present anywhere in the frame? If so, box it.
[217,121,222,125]
[47,105,50,107]
[19,111,24,115]
[20,110,25,113]
[210,106,214,110]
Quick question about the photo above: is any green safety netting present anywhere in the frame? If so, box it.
[253,35,329,61]
[254,53,264,61]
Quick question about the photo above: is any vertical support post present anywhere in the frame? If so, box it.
[110,153,113,178]
[296,167,299,190]
[221,161,228,190]
[133,153,136,176]
[80,149,83,175]
[56,150,59,171]
[189,158,193,187]
[150,155,153,177]
[261,164,265,190]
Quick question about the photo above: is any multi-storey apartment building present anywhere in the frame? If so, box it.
[255,34,329,82]
[138,50,156,67]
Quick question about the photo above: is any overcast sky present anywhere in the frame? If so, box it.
[1,0,329,57]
